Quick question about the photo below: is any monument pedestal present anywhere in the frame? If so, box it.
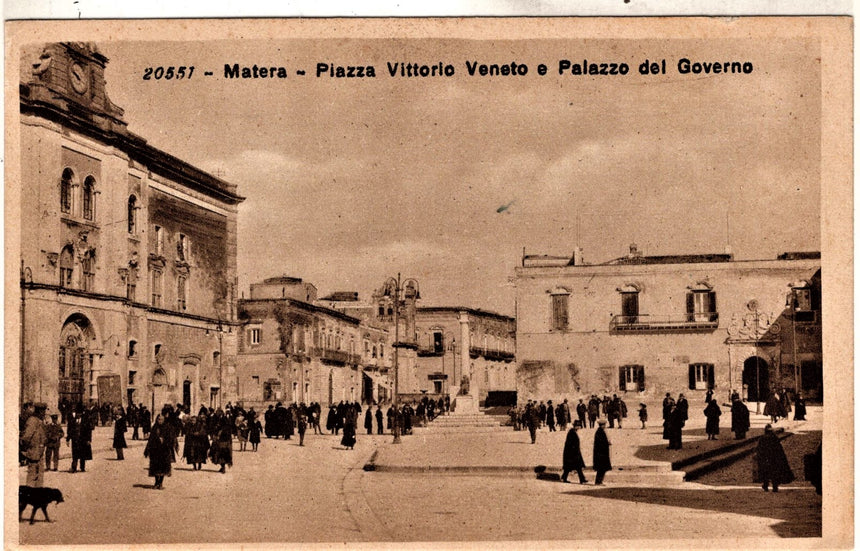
[452,394,479,414]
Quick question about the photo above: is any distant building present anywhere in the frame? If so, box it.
[514,245,822,403]
[236,277,392,409]
[321,288,517,405]
[18,42,243,411]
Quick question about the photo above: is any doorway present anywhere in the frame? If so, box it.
[742,356,769,402]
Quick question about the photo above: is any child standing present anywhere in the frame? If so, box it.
[638,403,648,429]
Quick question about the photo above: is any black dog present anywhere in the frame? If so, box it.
[19,486,64,524]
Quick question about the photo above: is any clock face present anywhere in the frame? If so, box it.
[69,62,89,94]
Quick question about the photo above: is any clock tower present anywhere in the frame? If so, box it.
[21,42,127,135]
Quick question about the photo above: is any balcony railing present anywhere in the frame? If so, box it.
[469,347,516,362]
[610,313,719,333]
[417,347,445,357]
[312,348,362,365]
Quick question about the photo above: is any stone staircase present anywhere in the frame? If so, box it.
[421,411,510,433]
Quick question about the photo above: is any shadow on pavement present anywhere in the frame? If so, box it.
[570,487,821,538]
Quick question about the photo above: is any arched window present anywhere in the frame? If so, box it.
[59,246,74,288]
[82,176,95,220]
[127,196,137,234]
[60,168,74,214]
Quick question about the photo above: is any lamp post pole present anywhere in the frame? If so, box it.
[392,274,401,444]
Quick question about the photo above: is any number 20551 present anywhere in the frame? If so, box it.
[143,66,195,80]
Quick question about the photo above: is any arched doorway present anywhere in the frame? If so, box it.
[58,315,96,408]
[742,356,770,402]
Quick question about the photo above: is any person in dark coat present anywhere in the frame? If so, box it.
[704,399,721,440]
[587,396,600,428]
[546,401,556,432]
[264,405,274,438]
[755,424,795,492]
[676,394,689,426]
[249,413,262,451]
[210,417,234,473]
[297,407,308,446]
[562,420,588,484]
[113,409,128,460]
[779,388,792,420]
[666,403,685,450]
[525,402,540,444]
[731,396,750,439]
[662,396,675,441]
[793,393,807,421]
[67,408,93,473]
[638,403,648,429]
[341,406,357,449]
[140,405,152,439]
[763,390,783,423]
[364,406,374,435]
[592,419,612,485]
[575,399,587,429]
[375,405,384,435]
[184,416,210,469]
[144,414,177,489]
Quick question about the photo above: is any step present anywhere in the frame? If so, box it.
[366,464,686,485]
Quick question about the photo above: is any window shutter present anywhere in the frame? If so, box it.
[707,364,715,389]
[637,366,645,391]
[686,292,695,322]
[707,291,717,321]
[688,365,696,390]
[619,367,626,391]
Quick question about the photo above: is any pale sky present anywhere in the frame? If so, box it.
[100,37,821,316]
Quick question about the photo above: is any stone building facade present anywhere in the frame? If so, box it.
[18,43,243,412]
[514,246,822,404]
[236,277,392,409]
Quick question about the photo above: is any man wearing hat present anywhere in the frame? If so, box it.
[45,412,65,471]
[593,419,612,485]
[562,420,588,484]
[21,402,48,486]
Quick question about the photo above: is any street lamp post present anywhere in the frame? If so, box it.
[382,273,419,444]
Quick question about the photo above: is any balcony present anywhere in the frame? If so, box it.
[610,313,719,333]
[469,347,515,362]
[417,347,445,357]
[312,348,361,365]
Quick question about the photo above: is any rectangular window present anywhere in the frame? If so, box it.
[177,275,187,310]
[151,270,163,307]
[249,328,261,345]
[687,291,717,322]
[619,365,645,391]
[128,370,136,385]
[551,294,569,331]
[128,340,137,359]
[178,234,189,261]
[126,279,136,302]
[688,363,715,390]
[251,375,260,386]
[154,226,163,256]
[81,257,95,292]
[433,332,444,354]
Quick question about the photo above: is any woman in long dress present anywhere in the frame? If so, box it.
[704,399,721,440]
[209,417,233,473]
[183,416,210,470]
[144,414,177,489]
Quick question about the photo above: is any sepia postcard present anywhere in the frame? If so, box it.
[5,17,853,549]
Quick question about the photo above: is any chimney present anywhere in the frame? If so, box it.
[628,243,641,258]
[572,247,584,266]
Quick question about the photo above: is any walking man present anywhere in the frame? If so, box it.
[562,420,588,484]
[593,419,612,485]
